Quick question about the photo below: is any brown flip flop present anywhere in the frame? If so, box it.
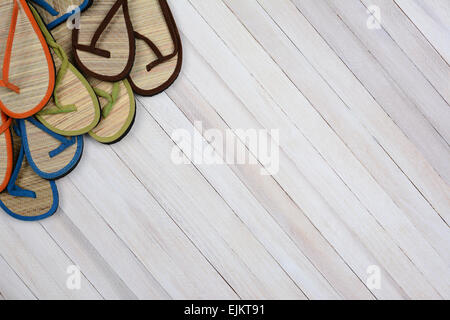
[72,0,135,82]
[128,0,182,96]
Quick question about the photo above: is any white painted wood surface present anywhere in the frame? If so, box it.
[0,0,448,300]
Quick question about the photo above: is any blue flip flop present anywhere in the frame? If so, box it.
[18,117,83,180]
[0,123,58,221]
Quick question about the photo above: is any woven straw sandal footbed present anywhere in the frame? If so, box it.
[72,0,135,82]
[0,113,13,192]
[88,78,136,144]
[127,0,182,96]
[30,5,101,136]
[19,117,83,180]
[0,0,55,119]
[0,125,58,221]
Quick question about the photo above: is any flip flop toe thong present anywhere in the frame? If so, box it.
[0,0,55,118]
[0,124,58,221]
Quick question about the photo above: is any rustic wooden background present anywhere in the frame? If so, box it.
[0,0,449,299]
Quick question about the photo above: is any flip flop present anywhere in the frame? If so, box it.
[29,4,101,136]
[18,117,83,180]
[0,113,13,192]
[72,0,135,82]
[88,78,136,144]
[128,0,182,96]
[31,0,137,144]
[0,123,58,221]
[0,0,55,119]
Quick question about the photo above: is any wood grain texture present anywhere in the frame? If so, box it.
[0,0,448,300]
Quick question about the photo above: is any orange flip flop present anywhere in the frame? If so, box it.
[0,0,55,119]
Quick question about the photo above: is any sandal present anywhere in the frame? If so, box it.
[72,0,135,82]
[0,122,58,221]
[128,0,182,96]
[18,117,83,180]
[88,78,136,144]
[0,112,13,192]
[0,0,55,118]
[29,4,101,136]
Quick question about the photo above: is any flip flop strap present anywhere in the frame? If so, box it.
[74,0,128,58]
[28,0,59,16]
[7,123,36,199]
[94,82,120,118]
[132,0,180,72]
[38,39,77,115]
[32,121,77,157]
[0,0,20,94]
[0,117,12,135]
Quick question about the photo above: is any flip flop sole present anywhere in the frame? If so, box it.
[0,0,55,118]
[73,0,135,81]
[31,5,101,136]
[20,118,83,180]
[0,130,58,221]
[89,79,136,144]
[128,0,182,96]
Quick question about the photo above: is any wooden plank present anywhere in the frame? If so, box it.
[173,32,429,299]
[68,139,240,299]
[323,0,450,144]
[0,255,36,300]
[289,0,450,229]
[290,1,450,223]
[0,214,101,299]
[394,0,450,64]
[166,77,374,299]
[56,178,171,299]
[272,0,450,184]
[139,92,342,299]
[108,106,306,299]
[361,0,450,105]
[179,0,449,298]
[41,210,139,299]
[243,0,450,263]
